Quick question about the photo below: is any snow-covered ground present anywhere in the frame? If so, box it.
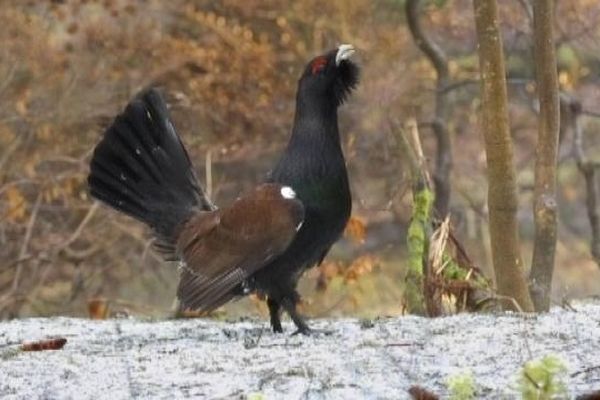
[1,301,599,399]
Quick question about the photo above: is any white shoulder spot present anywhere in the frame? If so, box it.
[280,186,296,199]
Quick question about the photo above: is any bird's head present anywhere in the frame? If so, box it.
[298,44,360,107]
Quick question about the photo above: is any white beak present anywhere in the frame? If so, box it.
[335,44,355,66]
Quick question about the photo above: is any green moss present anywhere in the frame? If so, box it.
[404,187,434,314]
[447,371,476,400]
[440,255,488,290]
[519,355,568,400]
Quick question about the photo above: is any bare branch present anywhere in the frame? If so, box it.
[517,0,534,22]
[405,0,449,83]
[582,109,600,119]
[11,192,42,293]
[439,77,532,95]
[57,202,99,251]
[405,0,452,217]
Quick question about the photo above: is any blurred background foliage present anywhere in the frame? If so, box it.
[1,0,599,320]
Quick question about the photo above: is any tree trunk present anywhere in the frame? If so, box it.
[472,0,534,312]
[528,0,560,312]
[565,97,600,268]
[405,0,452,218]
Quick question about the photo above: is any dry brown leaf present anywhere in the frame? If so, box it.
[344,216,367,244]
[15,89,30,116]
[316,261,342,291]
[5,186,27,223]
[344,254,378,284]
[408,385,439,400]
[87,298,109,320]
[0,123,15,144]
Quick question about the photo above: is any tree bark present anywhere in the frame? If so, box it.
[472,0,534,312]
[529,0,560,312]
[564,96,600,267]
[405,0,452,219]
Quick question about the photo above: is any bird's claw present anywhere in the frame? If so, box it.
[291,327,312,336]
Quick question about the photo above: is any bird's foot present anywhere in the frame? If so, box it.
[268,297,284,334]
[291,326,311,336]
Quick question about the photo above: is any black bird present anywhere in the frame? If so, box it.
[88,44,359,334]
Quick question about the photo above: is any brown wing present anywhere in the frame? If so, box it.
[176,183,304,312]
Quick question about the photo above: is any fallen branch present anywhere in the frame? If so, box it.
[21,338,67,352]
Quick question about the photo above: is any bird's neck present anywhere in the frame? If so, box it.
[269,94,349,209]
[290,95,340,149]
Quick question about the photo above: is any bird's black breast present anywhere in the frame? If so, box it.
[250,146,351,295]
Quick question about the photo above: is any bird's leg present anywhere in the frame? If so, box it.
[267,297,283,333]
[281,296,311,336]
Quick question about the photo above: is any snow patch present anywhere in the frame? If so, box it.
[1,302,599,398]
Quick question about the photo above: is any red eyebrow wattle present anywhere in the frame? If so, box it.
[311,56,328,74]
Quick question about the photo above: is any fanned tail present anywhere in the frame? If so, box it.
[88,88,214,245]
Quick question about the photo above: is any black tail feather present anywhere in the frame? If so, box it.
[88,88,213,241]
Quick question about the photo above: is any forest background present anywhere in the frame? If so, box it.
[1,0,599,319]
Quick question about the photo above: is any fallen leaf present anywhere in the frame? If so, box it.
[87,298,109,319]
[5,187,27,223]
[345,216,367,244]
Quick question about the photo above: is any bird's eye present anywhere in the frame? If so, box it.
[310,56,328,75]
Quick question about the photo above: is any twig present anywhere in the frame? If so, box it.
[141,238,155,267]
[258,342,303,349]
[61,244,101,261]
[438,77,532,95]
[57,202,99,251]
[0,179,40,196]
[205,149,213,199]
[582,109,600,119]
[11,192,42,292]
[516,0,533,21]
[494,295,525,313]
[523,371,541,389]
[0,61,17,97]
[3,255,33,270]
[571,365,600,378]
[429,216,450,275]
[389,119,421,187]
[0,133,23,175]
